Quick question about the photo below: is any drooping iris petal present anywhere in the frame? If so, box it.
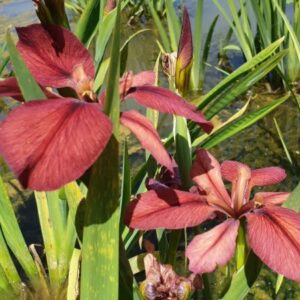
[250,167,287,186]
[191,149,232,210]
[186,219,239,274]
[252,192,290,206]
[124,184,215,230]
[0,98,112,191]
[0,77,60,102]
[120,110,174,172]
[16,24,94,90]
[246,206,300,282]
[127,86,213,133]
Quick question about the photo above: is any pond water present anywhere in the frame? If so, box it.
[0,1,300,299]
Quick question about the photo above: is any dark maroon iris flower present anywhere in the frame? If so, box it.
[0,24,212,191]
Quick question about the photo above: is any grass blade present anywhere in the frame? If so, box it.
[273,117,293,165]
[165,0,180,52]
[148,0,171,52]
[0,176,38,281]
[75,0,100,45]
[198,37,284,110]
[200,94,289,149]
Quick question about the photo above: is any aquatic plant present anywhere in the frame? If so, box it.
[125,149,300,285]
[0,23,212,191]
[0,1,299,299]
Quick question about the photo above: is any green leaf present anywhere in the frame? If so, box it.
[80,2,121,299]
[221,251,262,300]
[67,249,81,300]
[273,117,293,165]
[198,37,284,110]
[0,228,20,290]
[284,182,300,211]
[34,191,60,290]
[200,94,289,149]
[165,0,180,52]
[0,177,38,281]
[148,0,171,52]
[6,30,46,101]
[191,0,204,88]
[174,116,192,190]
[120,141,131,233]
[204,50,287,119]
[75,0,100,45]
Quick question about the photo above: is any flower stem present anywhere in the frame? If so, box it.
[236,220,247,270]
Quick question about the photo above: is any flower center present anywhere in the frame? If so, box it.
[72,64,96,102]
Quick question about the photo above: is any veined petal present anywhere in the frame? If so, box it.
[186,219,239,274]
[253,192,290,206]
[120,110,173,172]
[124,184,215,230]
[16,24,94,90]
[0,77,60,102]
[247,206,300,282]
[221,161,246,182]
[251,167,287,186]
[132,71,156,87]
[191,149,232,211]
[0,77,24,101]
[126,86,213,133]
[221,160,251,210]
[0,98,112,190]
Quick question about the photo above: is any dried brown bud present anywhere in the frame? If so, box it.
[140,254,201,300]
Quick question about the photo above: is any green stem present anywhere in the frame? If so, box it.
[166,230,182,265]
[236,220,247,270]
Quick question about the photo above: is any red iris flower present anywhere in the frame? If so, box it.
[125,149,300,282]
[0,24,212,191]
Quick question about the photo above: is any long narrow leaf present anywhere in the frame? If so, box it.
[6,31,45,101]
[0,176,38,281]
[80,1,121,299]
[200,94,289,149]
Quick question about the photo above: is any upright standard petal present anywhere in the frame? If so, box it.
[186,219,239,274]
[191,149,232,211]
[16,24,94,91]
[221,160,252,210]
[125,184,215,230]
[0,99,112,190]
[120,110,174,172]
[127,86,213,133]
[247,206,300,282]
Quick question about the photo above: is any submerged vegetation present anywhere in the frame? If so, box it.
[0,0,299,299]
